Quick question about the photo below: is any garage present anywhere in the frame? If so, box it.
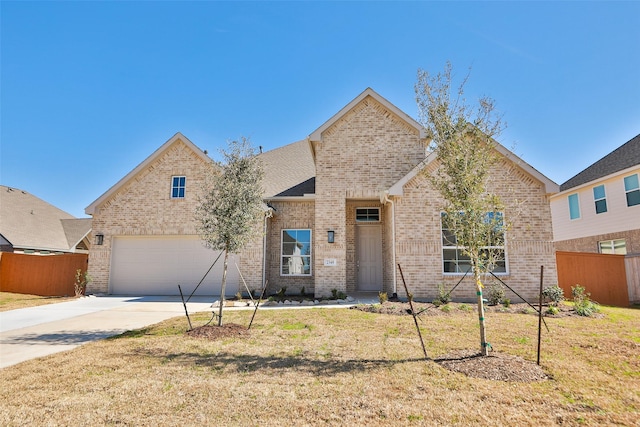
[110,235,239,296]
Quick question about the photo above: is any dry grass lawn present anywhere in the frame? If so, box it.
[0,303,638,426]
[0,292,76,312]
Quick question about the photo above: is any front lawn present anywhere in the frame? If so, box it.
[0,292,76,312]
[0,304,638,426]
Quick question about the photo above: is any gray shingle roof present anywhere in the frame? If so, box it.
[560,133,640,191]
[259,140,316,198]
[0,185,91,252]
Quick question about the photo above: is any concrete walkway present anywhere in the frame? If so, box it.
[1,294,378,369]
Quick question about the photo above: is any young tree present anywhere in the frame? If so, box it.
[415,62,505,356]
[195,137,264,326]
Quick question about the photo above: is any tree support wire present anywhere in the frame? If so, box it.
[397,264,429,360]
[248,280,268,330]
[178,250,224,330]
[488,270,549,333]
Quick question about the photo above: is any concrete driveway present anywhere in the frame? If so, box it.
[0,295,214,369]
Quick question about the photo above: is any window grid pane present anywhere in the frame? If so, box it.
[281,229,312,276]
[568,194,580,219]
[171,176,186,199]
[441,212,507,274]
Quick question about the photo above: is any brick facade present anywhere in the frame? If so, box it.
[554,229,640,254]
[87,90,558,302]
[87,138,212,294]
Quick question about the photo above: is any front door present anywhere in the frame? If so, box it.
[356,225,383,291]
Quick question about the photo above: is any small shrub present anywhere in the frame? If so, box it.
[74,269,91,297]
[545,305,559,315]
[543,285,564,306]
[300,286,306,296]
[432,283,451,306]
[277,287,287,299]
[378,291,388,304]
[331,289,338,299]
[572,285,600,317]
[502,298,511,308]
[235,291,243,301]
[487,283,505,306]
[440,304,451,313]
[458,303,471,312]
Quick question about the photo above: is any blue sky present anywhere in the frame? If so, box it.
[1,1,639,218]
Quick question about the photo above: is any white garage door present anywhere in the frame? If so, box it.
[110,235,239,296]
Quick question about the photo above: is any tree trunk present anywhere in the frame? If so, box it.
[475,264,489,356]
[218,248,229,326]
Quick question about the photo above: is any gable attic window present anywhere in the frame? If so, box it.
[568,193,580,220]
[441,212,507,275]
[624,174,640,207]
[593,185,607,214]
[171,176,186,198]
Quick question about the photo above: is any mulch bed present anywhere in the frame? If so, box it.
[435,349,549,382]
[352,300,588,318]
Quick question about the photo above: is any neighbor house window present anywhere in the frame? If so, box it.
[593,185,607,214]
[171,176,186,198]
[441,212,506,274]
[624,174,640,207]
[356,208,380,222]
[568,193,580,220]
[281,229,311,276]
[598,239,626,255]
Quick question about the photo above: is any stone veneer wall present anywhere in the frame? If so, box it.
[393,155,558,302]
[313,95,424,297]
[554,229,640,254]
[86,140,212,294]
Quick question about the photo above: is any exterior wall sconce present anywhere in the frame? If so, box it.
[327,230,335,243]
[95,234,104,245]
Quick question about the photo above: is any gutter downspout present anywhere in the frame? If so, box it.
[381,191,397,295]
[262,209,273,291]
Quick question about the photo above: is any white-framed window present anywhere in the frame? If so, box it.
[598,239,626,255]
[624,174,640,207]
[593,185,607,214]
[568,193,580,220]
[356,207,380,222]
[281,229,312,276]
[441,212,507,274]
[171,176,186,198]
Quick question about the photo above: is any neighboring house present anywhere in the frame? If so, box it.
[0,185,92,254]
[86,88,559,301]
[551,133,640,254]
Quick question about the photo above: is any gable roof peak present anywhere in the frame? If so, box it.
[85,132,211,215]
[308,88,426,142]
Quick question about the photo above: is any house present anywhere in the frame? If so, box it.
[551,133,640,254]
[0,185,92,254]
[85,88,559,301]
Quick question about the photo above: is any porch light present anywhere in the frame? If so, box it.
[95,234,104,245]
[327,230,335,243]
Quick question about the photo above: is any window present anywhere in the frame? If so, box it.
[568,193,580,220]
[593,185,607,214]
[171,176,186,198]
[441,212,506,274]
[624,174,640,207]
[356,208,380,222]
[598,239,626,255]
[281,229,311,275]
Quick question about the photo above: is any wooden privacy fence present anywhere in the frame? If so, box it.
[556,251,629,307]
[0,252,88,296]
[626,254,640,304]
